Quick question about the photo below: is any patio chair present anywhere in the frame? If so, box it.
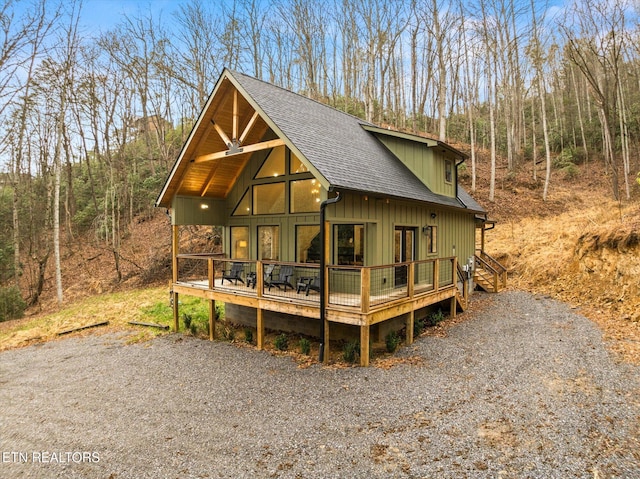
[267,265,294,292]
[263,264,276,289]
[296,276,320,296]
[222,262,245,285]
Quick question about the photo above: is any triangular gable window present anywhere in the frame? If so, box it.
[255,146,285,179]
[290,152,309,174]
[232,188,251,216]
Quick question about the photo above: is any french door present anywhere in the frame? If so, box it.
[394,227,416,287]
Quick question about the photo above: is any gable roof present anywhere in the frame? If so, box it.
[156,68,485,214]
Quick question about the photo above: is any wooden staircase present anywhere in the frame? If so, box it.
[474,252,507,293]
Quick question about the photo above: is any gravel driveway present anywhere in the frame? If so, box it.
[1,291,639,479]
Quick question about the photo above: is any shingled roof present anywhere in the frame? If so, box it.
[157,68,485,214]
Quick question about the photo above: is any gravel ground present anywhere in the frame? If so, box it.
[1,290,639,479]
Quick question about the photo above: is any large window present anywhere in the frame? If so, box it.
[290,179,321,213]
[296,225,320,263]
[232,189,251,216]
[255,146,285,178]
[335,224,364,266]
[253,183,285,215]
[258,226,279,260]
[230,226,249,259]
[290,152,309,174]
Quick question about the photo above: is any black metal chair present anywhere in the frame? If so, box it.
[297,276,320,296]
[222,262,244,285]
[267,265,294,292]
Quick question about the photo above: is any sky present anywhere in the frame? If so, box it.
[78,0,191,35]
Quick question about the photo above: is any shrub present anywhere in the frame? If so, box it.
[0,286,26,322]
[427,309,445,326]
[189,321,198,336]
[274,333,288,351]
[244,328,253,343]
[414,317,426,337]
[182,313,192,331]
[299,338,311,355]
[342,340,359,363]
[385,330,401,353]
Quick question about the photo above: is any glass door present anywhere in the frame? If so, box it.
[394,227,415,287]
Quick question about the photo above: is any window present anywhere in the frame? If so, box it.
[258,226,279,260]
[232,189,251,216]
[290,179,321,213]
[230,226,249,259]
[335,224,364,266]
[445,160,453,183]
[253,183,285,215]
[425,225,437,254]
[290,152,309,174]
[296,225,320,263]
[255,146,285,179]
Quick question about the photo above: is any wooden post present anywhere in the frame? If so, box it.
[173,292,179,332]
[406,310,414,345]
[407,262,415,298]
[451,257,458,318]
[172,225,179,283]
[360,267,370,313]
[208,257,214,290]
[209,299,216,340]
[256,308,264,350]
[256,261,263,298]
[323,318,330,362]
[172,225,179,332]
[433,258,440,291]
[360,324,370,367]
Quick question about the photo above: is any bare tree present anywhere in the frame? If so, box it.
[560,0,627,200]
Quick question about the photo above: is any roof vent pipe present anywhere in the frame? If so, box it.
[318,191,342,362]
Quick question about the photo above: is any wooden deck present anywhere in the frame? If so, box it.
[171,256,465,366]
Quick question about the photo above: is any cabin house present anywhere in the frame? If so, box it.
[156,68,505,366]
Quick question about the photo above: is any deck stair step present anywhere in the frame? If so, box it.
[473,253,507,293]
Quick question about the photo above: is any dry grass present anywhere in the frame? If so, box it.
[487,194,640,364]
[0,286,172,351]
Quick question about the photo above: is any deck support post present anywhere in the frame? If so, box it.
[257,308,264,350]
[172,224,179,332]
[208,300,216,340]
[323,318,330,362]
[172,292,179,332]
[360,324,370,367]
[406,310,414,345]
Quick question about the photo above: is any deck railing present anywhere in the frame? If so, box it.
[174,255,457,312]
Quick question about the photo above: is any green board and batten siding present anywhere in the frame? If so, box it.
[373,134,456,198]
[172,145,475,267]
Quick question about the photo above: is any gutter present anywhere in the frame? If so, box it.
[318,191,342,362]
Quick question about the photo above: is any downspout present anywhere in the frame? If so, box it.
[319,190,341,362]
[455,157,465,200]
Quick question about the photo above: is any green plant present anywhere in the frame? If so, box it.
[299,338,311,355]
[0,286,26,322]
[182,313,192,331]
[274,333,289,351]
[385,330,401,353]
[342,340,359,363]
[414,317,426,337]
[189,321,198,336]
[427,309,445,326]
[244,328,253,343]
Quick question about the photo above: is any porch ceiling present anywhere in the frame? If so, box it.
[166,78,273,200]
